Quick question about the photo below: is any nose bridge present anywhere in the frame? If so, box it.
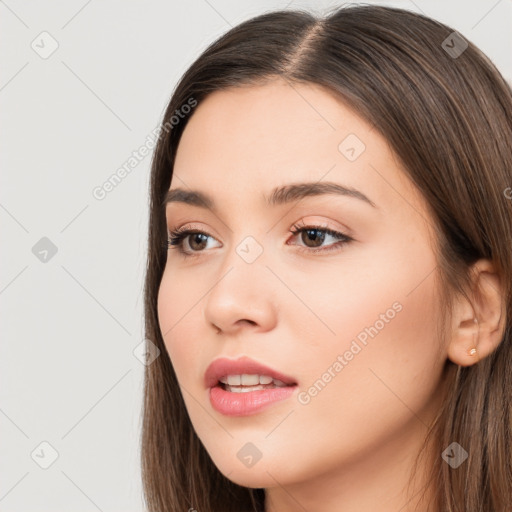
[211,230,270,302]
[216,220,270,274]
[203,230,277,332]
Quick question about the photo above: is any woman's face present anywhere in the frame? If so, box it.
[157,79,448,495]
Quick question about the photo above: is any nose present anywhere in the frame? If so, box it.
[203,246,278,336]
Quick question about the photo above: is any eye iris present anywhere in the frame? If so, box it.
[189,233,208,251]
[302,228,325,248]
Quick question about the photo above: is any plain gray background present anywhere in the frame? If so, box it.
[1,0,511,510]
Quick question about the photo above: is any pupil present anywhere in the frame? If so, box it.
[303,229,325,248]
[190,233,208,250]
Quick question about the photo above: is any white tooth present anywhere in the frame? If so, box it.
[259,375,273,385]
[241,374,260,385]
[227,375,241,386]
[227,385,266,393]
[273,379,287,387]
[219,376,228,384]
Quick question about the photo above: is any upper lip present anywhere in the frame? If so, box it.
[204,356,297,388]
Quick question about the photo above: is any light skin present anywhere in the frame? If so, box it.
[157,79,504,512]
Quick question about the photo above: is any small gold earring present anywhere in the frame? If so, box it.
[468,347,477,356]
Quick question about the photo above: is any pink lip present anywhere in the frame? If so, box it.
[205,356,298,417]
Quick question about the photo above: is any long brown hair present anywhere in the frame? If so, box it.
[141,5,512,511]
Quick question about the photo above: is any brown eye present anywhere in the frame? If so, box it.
[300,228,326,248]
[289,224,353,254]
[167,227,221,256]
[187,233,209,251]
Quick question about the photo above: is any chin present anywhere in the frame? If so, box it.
[219,465,276,489]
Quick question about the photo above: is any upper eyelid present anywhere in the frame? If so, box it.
[167,217,353,236]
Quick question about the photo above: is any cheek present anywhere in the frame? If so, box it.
[156,269,206,384]
[294,244,442,432]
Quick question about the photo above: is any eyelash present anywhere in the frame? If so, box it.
[166,221,353,258]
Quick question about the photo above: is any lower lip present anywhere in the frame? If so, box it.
[209,384,297,416]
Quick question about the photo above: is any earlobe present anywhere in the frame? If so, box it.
[447,316,481,367]
[446,260,506,367]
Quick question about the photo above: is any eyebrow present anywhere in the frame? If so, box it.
[163,181,377,210]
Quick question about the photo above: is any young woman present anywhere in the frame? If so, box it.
[141,5,512,511]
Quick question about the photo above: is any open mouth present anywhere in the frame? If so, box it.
[217,375,293,393]
[205,357,298,416]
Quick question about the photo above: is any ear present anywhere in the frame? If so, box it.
[447,259,506,367]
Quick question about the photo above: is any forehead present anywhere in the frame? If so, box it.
[172,79,428,222]
[176,80,372,169]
